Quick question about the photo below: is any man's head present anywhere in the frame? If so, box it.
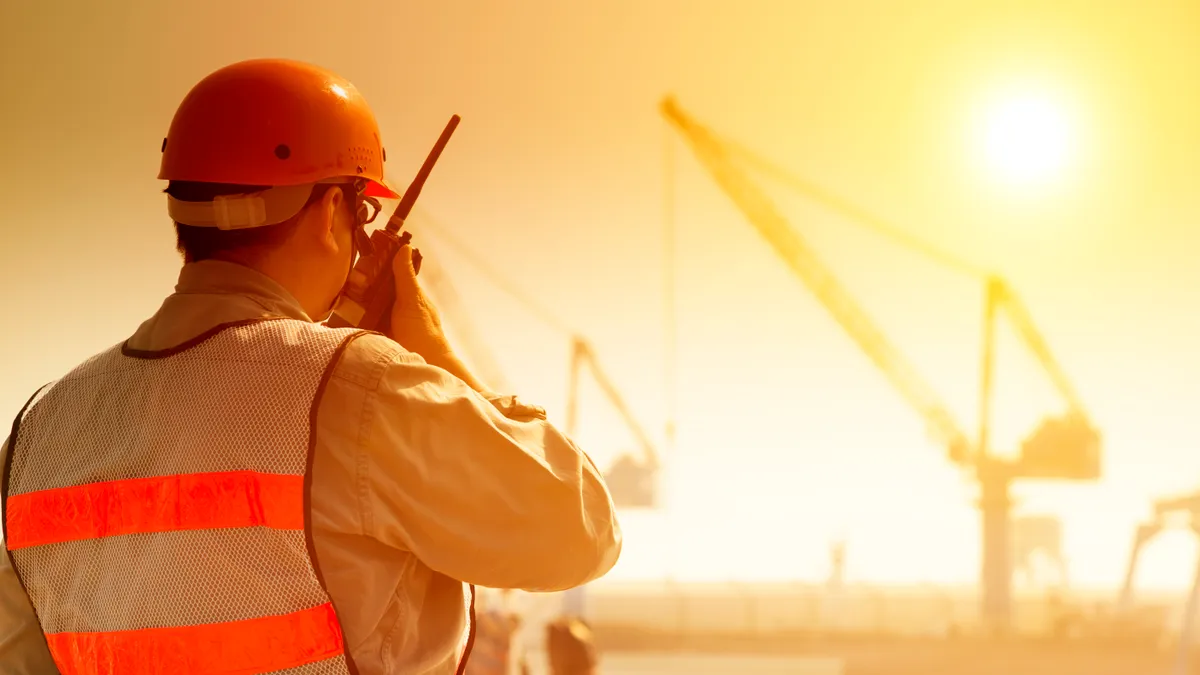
[158,59,397,319]
[166,179,363,318]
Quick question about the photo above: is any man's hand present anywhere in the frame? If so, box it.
[389,245,486,392]
[389,245,452,359]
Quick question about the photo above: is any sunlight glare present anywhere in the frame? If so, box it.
[977,90,1074,189]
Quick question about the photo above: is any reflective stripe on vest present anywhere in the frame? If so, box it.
[2,318,365,675]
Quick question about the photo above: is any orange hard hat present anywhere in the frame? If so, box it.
[159,59,398,200]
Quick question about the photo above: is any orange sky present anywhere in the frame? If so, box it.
[4,1,1200,592]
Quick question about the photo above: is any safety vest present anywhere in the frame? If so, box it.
[2,318,474,675]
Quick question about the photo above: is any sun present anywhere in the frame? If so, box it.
[977,91,1074,189]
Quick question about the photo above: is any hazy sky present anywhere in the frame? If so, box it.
[4,1,1200,590]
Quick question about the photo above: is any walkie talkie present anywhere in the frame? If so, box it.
[326,115,460,332]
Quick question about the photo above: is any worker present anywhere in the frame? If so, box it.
[0,58,622,675]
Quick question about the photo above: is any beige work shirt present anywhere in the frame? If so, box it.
[0,260,621,674]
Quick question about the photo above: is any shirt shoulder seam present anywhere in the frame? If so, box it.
[330,333,406,392]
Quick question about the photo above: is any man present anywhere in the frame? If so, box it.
[0,59,621,674]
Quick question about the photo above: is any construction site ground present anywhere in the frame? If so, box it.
[580,628,1184,675]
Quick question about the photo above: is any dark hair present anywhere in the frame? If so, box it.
[166,181,348,263]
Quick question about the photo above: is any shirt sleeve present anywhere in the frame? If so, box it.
[349,335,622,592]
[0,437,61,674]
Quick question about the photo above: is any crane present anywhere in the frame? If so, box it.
[409,210,662,622]
[560,336,662,619]
[718,124,1097,467]
[661,96,973,462]
[663,103,973,466]
[660,96,1100,632]
[565,335,660,508]
[1117,490,1200,675]
[411,209,661,508]
[720,128,1102,631]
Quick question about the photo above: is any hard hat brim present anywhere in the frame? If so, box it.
[363,178,400,200]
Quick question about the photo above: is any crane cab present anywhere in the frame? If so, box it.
[603,453,657,508]
[1016,414,1101,480]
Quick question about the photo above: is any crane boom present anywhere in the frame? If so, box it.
[566,336,660,472]
[991,281,1089,421]
[719,138,1094,429]
[660,97,972,465]
[723,137,989,279]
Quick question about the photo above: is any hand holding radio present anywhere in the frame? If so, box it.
[388,244,450,361]
[389,243,489,392]
[325,115,459,334]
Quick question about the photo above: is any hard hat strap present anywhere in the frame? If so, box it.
[166,183,316,230]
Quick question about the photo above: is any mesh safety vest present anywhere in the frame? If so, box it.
[1,318,475,675]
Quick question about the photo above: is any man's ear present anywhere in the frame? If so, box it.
[303,185,344,254]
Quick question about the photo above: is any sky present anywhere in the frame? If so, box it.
[4,0,1200,594]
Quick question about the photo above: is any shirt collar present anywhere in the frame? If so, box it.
[173,260,312,322]
[125,260,315,353]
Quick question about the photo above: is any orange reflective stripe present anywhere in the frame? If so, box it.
[5,471,304,550]
[45,601,343,675]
